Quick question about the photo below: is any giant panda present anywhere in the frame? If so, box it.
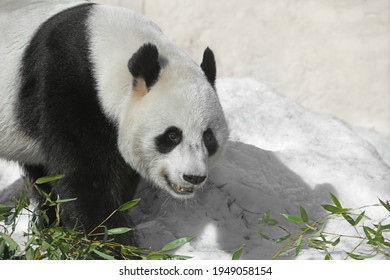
[0,0,228,244]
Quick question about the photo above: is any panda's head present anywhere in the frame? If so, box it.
[118,43,228,199]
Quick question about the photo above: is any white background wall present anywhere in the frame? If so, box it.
[95,0,390,135]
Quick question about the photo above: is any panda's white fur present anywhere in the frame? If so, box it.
[0,1,228,243]
[87,5,228,198]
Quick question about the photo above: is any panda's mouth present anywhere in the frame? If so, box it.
[164,175,194,195]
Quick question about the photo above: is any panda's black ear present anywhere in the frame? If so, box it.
[200,47,216,89]
[128,43,161,90]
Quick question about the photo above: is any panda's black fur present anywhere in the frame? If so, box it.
[128,43,161,90]
[1,2,225,246]
[17,3,140,244]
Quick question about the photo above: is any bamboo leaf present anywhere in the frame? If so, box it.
[300,206,309,223]
[363,226,376,245]
[107,227,132,235]
[321,204,340,213]
[347,252,375,260]
[374,224,383,241]
[35,175,64,185]
[342,213,355,226]
[364,226,376,234]
[55,198,78,204]
[93,249,115,260]
[379,199,390,212]
[0,233,20,251]
[147,254,169,260]
[232,246,244,260]
[169,255,193,260]
[375,223,390,230]
[281,214,305,224]
[0,205,12,214]
[354,211,365,226]
[33,186,51,200]
[161,236,194,252]
[321,204,350,214]
[275,227,292,244]
[0,240,5,257]
[118,198,141,212]
[259,211,278,226]
[332,237,341,246]
[329,192,342,208]
[294,236,303,257]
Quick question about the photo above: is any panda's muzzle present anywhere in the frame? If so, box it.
[164,175,195,195]
[174,185,194,194]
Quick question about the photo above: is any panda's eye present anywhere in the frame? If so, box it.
[168,131,180,143]
[155,126,182,154]
[203,128,218,156]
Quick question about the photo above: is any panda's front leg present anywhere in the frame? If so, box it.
[28,159,139,247]
[56,176,138,246]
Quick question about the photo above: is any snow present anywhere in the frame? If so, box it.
[1,77,389,259]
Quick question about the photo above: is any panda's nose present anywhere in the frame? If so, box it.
[183,174,207,185]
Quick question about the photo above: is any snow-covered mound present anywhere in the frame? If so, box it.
[1,78,389,259]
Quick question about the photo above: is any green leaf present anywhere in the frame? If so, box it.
[363,226,376,245]
[329,192,342,208]
[379,198,390,212]
[324,253,331,260]
[26,248,35,260]
[321,204,350,214]
[40,241,51,252]
[294,236,303,257]
[347,252,375,260]
[117,198,141,212]
[342,213,355,226]
[275,227,292,244]
[161,236,194,252]
[35,175,65,185]
[107,227,132,235]
[0,240,5,257]
[33,186,51,200]
[364,226,376,235]
[55,198,78,204]
[374,224,383,241]
[232,246,244,260]
[147,254,169,260]
[332,237,341,246]
[93,249,115,260]
[275,233,291,244]
[15,195,29,213]
[321,204,339,213]
[375,223,390,230]
[282,214,305,224]
[300,206,309,223]
[169,255,193,260]
[0,233,20,251]
[0,205,12,214]
[354,211,365,226]
[4,214,15,226]
[259,211,278,226]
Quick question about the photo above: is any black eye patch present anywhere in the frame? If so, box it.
[203,128,218,156]
[155,126,182,154]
